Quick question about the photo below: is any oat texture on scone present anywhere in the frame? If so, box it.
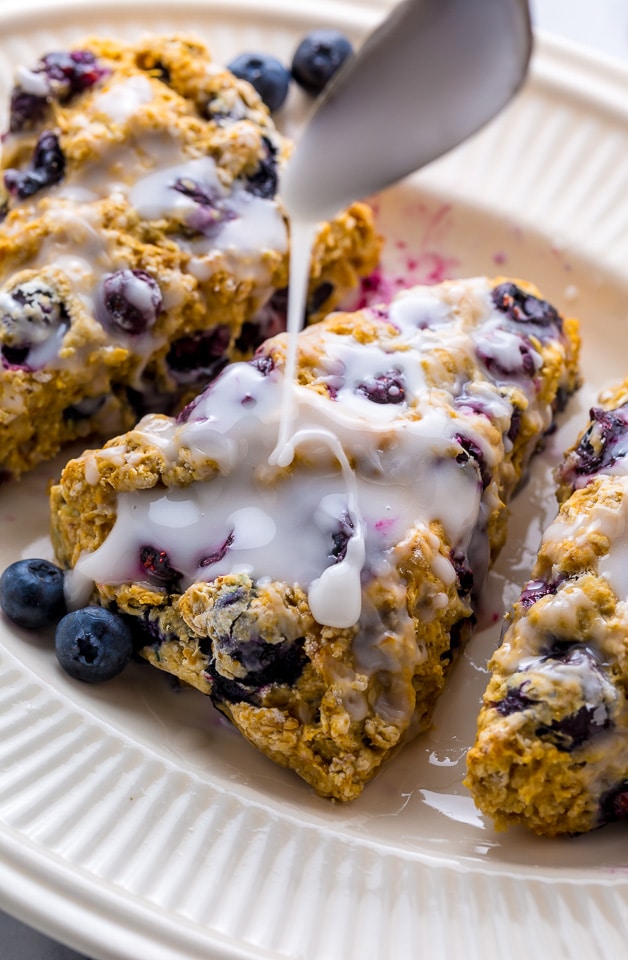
[466,380,628,836]
[0,35,380,480]
[50,277,580,801]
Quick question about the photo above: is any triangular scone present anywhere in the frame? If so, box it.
[466,382,628,836]
[0,35,379,480]
[51,277,580,801]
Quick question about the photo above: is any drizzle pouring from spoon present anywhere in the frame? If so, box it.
[269,0,532,624]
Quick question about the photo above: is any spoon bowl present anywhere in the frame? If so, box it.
[281,0,532,221]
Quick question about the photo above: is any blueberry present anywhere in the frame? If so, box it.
[101,269,162,335]
[200,532,234,568]
[139,546,182,590]
[205,635,307,705]
[519,576,562,608]
[308,280,334,315]
[0,558,66,629]
[599,780,628,826]
[40,50,109,100]
[227,52,290,112]
[291,29,353,96]
[244,136,279,199]
[172,177,238,235]
[355,369,406,404]
[236,288,287,354]
[166,325,231,383]
[454,434,491,489]
[4,130,65,200]
[1,280,67,352]
[536,704,609,752]
[8,50,108,133]
[9,89,49,134]
[476,332,539,379]
[330,513,354,563]
[450,551,474,597]
[491,282,562,331]
[493,685,535,716]
[249,352,275,376]
[55,606,133,682]
[63,394,107,421]
[563,405,628,481]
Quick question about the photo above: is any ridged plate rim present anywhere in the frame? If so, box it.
[0,2,627,958]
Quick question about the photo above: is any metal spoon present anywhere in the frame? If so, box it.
[281,0,532,222]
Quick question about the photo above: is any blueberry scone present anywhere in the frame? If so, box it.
[466,382,628,835]
[50,277,580,800]
[0,35,380,479]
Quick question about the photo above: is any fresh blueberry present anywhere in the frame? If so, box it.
[100,269,162,335]
[4,130,66,200]
[166,325,231,383]
[0,558,66,629]
[139,546,182,590]
[291,29,353,96]
[491,282,562,331]
[227,52,290,112]
[55,606,133,683]
[355,369,406,404]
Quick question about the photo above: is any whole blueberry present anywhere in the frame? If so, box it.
[0,558,66,629]
[101,269,162,335]
[55,606,133,682]
[227,52,290,112]
[291,29,353,96]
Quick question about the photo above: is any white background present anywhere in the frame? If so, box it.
[1,0,627,957]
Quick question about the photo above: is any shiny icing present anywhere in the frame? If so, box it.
[72,276,561,628]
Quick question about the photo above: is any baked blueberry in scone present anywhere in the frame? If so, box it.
[0,35,380,479]
[50,277,580,800]
[466,381,628,835]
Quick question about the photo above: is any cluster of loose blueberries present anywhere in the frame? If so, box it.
[0,558,133,683]
[227,29,353,113]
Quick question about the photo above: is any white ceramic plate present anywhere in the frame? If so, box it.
[0,2,627,958]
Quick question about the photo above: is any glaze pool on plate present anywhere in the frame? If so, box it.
[0,2,627,960]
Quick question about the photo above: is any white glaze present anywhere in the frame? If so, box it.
[73,276,559,629]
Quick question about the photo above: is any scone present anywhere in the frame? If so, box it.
[50,277,580,800]
[466,382,628,836]
[0,35,380,479]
